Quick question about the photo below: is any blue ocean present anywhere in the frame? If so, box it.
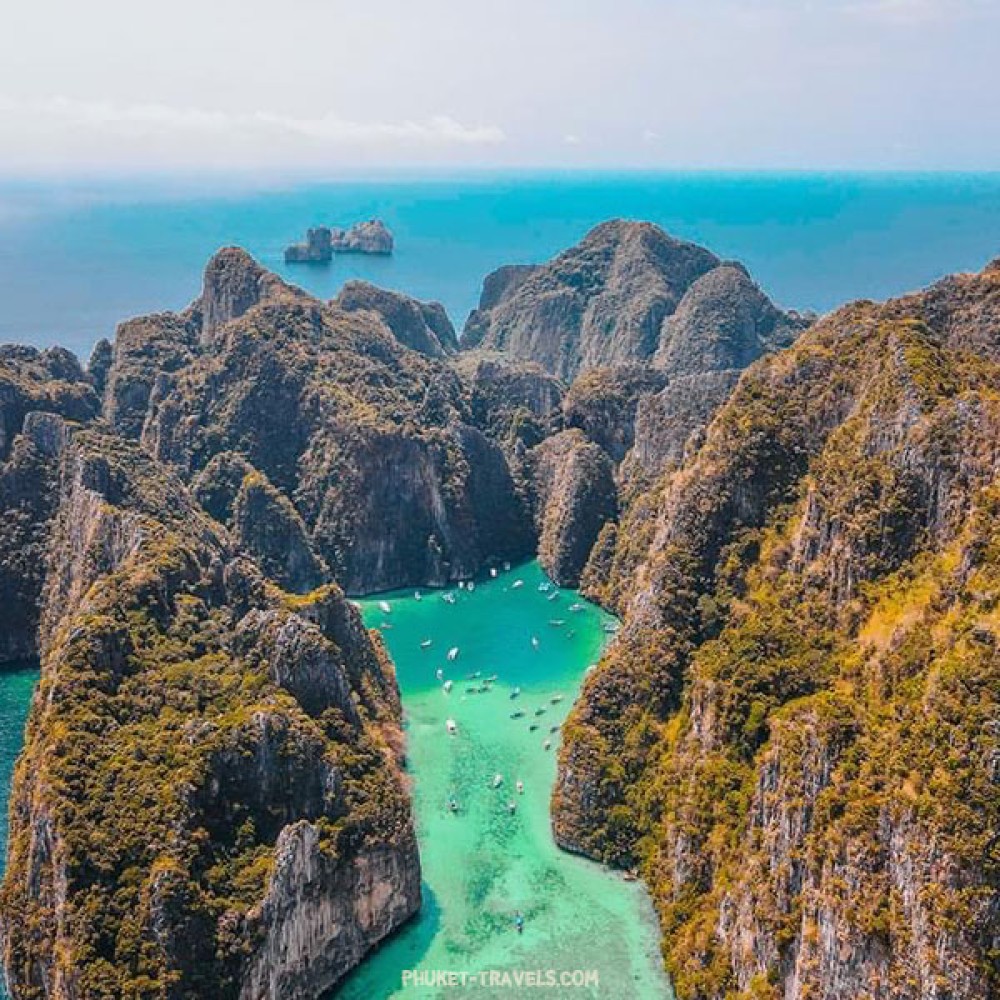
[1,171,999,360]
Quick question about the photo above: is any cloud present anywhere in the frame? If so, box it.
[563,133,582,146]
[0,96,506,146]
[641,128,660,143]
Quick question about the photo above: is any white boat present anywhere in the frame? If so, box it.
[442,592,456,604]
[443,679,453,693]
[549,619,565,627]
[569,603,584,612]
[543,739,552,751]
[531,637,539,650]
[414,591,422,601]
[446,719,458,735]
[511,579,524,590]
[551,694,563,704]
[493,774,504,788]
[516,780,524,795]
[422,639,433,649]
[503,561,511,571]
[538,582,551,592]
[603,622,620,633]
[436,668,444,681]
[507,801,517,814]
[547,592,559,602]
[379,600,391,614]
[490,567,498,578]
[447,647,459,661]
[458,580,466,590]
[468,581,475,592]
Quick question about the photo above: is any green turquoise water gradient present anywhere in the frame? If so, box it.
[0,564,670,999]
[0,661,39,1000]
[340,561,671,999]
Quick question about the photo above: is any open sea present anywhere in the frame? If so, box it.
[1,171,999,360]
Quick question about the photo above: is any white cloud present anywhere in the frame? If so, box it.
[0,96,506,147]
[563,133,582,146]
[641,128,660,143]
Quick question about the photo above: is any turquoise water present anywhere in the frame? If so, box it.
[340,561,671,999]
[2,172,1000,358]
[0,662,39,1000]
[0,569,669,999]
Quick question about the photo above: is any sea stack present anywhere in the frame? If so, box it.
[284,226,334,264]
[331,219,394,255]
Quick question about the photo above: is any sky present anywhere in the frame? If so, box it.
[1,0,998,175]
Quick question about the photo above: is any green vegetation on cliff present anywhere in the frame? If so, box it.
[558,260,1000,999]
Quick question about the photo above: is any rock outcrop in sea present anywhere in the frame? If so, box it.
[331,219,394,255]
[284,226,334,264]
[284,220,393,263]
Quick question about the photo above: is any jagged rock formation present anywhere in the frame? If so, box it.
[461,221,805,386]
[527,430,617,587]
[117,249,533,593]
[0,419,419,999]
[334,281,458,357]
[460,223,806,503]
[197,247,309,343]
[461,220,719,380]
[452,351,564,447]
[330,219,393,255]
[463,264,540,347]
[0,347,100,662]
[556,259,1000,999]
[284,226,334,264]
[652,262,804,376]
[562,364,667,463]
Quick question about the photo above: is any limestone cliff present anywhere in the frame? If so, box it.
[137,250,531,593]
[527,430,618,587]
[452,351,564,448]
[555,259,1000,999]
[334,281,458,357]
[461,220,720,380]
[0,421,419,999]
[0,348,99,662]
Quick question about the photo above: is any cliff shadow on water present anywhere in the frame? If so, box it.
[0,660,40,1000]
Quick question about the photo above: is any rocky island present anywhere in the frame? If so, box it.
[284,219,393,264]
[1,221,997,1000]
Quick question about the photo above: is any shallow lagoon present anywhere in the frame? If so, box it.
[341,561,671,999]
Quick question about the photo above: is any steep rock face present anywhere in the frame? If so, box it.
[527,430,618,586]
[231,471,329,594]
[0,423,419,999]
[452,351,564,447]
[562,364,667,463]
[462,264,540,348]
[197,246,309,343]
[330,219,393,255]
[137,253,531,592]
[630,369,742,477]
[239,828,419,1000]
[462,220,721,380]
[653,263,807,377]
[334,281,458,357]
[0,349,99,663]
[555,260,1000,999]
[102,312,198,439]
